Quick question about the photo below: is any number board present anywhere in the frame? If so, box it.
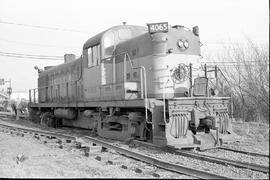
[147,22,168,34]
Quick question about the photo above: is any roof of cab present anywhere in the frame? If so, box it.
[83,25,147,49]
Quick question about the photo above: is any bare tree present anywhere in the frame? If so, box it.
[207,38,269,123]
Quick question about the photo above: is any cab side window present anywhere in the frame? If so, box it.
[87,48,92,67]
[92,45,100,66]
[87,44,100,67]
[103,32,115,58]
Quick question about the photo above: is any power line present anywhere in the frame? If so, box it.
[0,20,89,34]
[203,64,269,67]
[0,38,81,49]
[205,42,268,46]
[202,61,269,64]
[0,51,63,58]
[0,54,63,61]
[206,64,269,67]
[0,51,64,61]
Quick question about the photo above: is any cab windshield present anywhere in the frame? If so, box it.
[103,28,132,58]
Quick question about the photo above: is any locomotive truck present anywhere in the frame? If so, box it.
[29,22,233,150]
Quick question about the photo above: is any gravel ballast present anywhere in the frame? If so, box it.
[0,117,269,179]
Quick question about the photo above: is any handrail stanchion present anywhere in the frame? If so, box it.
[29,89,32,104]
[33,89,36,104]
[125,53,149,123]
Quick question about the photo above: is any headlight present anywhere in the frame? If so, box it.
[177,39,189,50]
[184,40,189,48]
[177,40,184,48]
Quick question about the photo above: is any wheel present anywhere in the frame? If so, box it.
[41,112,54,127]
[29,108,41,123]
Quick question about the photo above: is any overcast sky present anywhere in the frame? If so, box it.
[0,0,269,94]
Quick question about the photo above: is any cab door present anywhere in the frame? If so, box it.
[83,44,101,100]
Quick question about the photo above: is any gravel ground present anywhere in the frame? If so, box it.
[0,131,150,178]
[194,148,269,167]
[0,118,191,178]
[0,116,269,179]
[227,121,269,155]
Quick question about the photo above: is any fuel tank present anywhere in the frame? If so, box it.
[54,108,77,120]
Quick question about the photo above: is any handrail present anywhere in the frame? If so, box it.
[29,88,38,104]
[124,53,150,123]
[102,51,147,100]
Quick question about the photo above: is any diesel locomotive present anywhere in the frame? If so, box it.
[29,22,233,149]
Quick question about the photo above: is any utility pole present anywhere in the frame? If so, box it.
[6,79,12,100]
[215,65,218,89]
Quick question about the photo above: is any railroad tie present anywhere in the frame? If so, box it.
[81,146,90,157]
[75,142,82,149]
[121,165,128,169]
[152,173,160,178]
[106,160,113,165]
[134,168,142,173]
[101,146,107,152]
[95,156,101,161]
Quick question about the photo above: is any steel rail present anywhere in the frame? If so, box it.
[169,149,269,173]
[0,122,77,141]
[81,136,231,179]
[0,121,231,179]
[219,146,269,158]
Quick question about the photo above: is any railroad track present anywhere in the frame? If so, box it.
[133,140,269,174]
[218,146,269,158]
[0,120,231,179]
[170,148,269,173]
